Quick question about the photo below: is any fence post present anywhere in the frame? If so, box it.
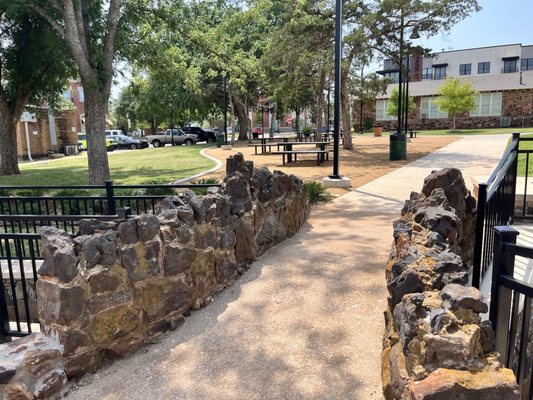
[105,180,116,216]
[510,133,520,223]
[0,272,10,343]
[473,182,488,289]
[490,225,518,366]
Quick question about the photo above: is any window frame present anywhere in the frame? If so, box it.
[470,92,502,117]
[459,63,471,76]
[478,61,490,74]
[503,60,517,73]
[521,58,533,71]
[433,66,447,80]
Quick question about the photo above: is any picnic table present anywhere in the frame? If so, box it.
[272,141,330,165]
[249,136,296,154]
[322,132,344,145]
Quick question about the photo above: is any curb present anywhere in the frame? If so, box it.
[173,147,224,184]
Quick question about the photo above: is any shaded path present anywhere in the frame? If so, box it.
[68,135,509,400]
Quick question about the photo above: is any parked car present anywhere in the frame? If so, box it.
[112,134,149,150]
[252,127,263,138]
[181,127,216,143]
[145,129,198,147]
[77,133,118,152]
[105,129,124,137]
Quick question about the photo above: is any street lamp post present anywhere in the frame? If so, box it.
[223,74,228,145]
[396,13,404,136]
[326,86,331,133]
[403,28,420,137]
[329,0,342,179]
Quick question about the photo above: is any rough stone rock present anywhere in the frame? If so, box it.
[225,152,253,181]
[162,242,197,276]
[256,211,278,247]
[86,303,142,344]
[271,170,293,197]
[177,205,195,225]
[440,284,488,314]
[137,214,160,242]
[38,227,78,283]
[120,244,159,281]
[190,248,216,297]
[37,280,85,325]
[419,206,461,241]
[194,225,217,249]
[479,320,495,352]
[104,333,145,359]
[405,367,519,399]
[214,250,237,282]
[155,196,186,214]
[134,277,193,321]
[213,194,233,227]
[219,228,236,249]
[157,209,181,229]
[78,219,117,235]
[388,342,410,400]
[234,219,256,264]
[88,267,122,293]
[1,333,67,400]
[394,293,428,350]
[86,289,133,315]
[57,328,93,355]
[182,191,206,223]
[225,174,252,216]
[176,225,194,244]
[251,167,273,202]
[63,348,101,378]
[387,267,424,307]
[76,230,118,268]
[422,324,484,371]
[421,168,468,216]
[117,218,138,245]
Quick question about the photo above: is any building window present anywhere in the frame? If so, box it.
[521,58,533,71]
[376,100,396,121]
[459,63,471,76]
[503,60,518,73]
[422,68,432,80]
[382,71,399,84]
[420,97,448,119]
[478,62,490,74]
[433,66,446,80]
[470,93,502,117]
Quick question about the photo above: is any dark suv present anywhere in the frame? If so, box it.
[181,127,216,143]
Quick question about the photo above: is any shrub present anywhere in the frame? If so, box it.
[190,178,220,196]
[304,181,333,204]
[133,180,177,196]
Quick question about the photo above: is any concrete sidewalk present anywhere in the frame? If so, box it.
[67,135,509,400]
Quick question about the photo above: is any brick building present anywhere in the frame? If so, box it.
[374,43,533,130]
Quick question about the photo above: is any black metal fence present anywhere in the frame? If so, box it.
[473,133,519,288]
[490,226,533,399]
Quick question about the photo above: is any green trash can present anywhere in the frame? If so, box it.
[389,133,407,160]
[216,135,225,148]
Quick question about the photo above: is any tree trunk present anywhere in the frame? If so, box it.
[234,99,248,141]
[270,104,277,137]
[453,115,456,131]
[295,107,301,134]
[341,62,353,150]
[316,69,326,141]
[84,88,111,184]
[0,101,20,175]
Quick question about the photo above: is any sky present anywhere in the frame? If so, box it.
[418,0,532,53]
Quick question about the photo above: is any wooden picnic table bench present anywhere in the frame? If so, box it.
[409,129,418,138]
[272,149,330,165]
[249,137,296,154]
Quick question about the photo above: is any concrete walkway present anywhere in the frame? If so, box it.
[68,135,510,400]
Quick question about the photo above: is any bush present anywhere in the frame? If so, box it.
[190,178,220,196]
[304,181,333,204]
[133,180,177,196]
[301,125,313,136]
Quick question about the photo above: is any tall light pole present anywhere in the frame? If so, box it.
[330,0,342,179]
[404,28,420,136]
[396,12,404,136]
[223,74,228,145]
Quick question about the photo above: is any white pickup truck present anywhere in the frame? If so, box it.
[145,129,198,147]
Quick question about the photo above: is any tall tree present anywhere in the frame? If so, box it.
[0,5,74,175]
[20,0,144,184]
[435,78,478,131]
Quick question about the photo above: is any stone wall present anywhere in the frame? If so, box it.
[382,168,520,399]
[35,153,310,378]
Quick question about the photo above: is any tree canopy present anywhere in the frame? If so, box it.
[435,78,478,130]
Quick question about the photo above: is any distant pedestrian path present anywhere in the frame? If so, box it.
[68,135,509,400]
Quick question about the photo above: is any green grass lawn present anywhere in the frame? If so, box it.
[2,144,216,186]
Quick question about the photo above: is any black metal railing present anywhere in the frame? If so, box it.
[473,133,520,288]
[0,233,41,342]
[490,226,533,399]
[0,181,221,233]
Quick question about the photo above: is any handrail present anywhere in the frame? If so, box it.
[484,134,519,190]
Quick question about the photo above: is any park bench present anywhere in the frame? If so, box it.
[248,142,277,154]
